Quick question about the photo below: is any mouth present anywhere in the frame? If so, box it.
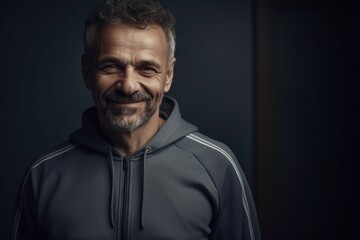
[105,94,151,103]
[103,91,152,110]
[107,100,146,107]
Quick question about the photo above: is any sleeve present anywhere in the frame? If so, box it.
[11,172,44,240]
[171,133,261,239]
[210,156,261,240]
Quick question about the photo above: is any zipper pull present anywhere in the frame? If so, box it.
[123,156,129,171]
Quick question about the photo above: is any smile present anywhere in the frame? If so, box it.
[108,100,146,107]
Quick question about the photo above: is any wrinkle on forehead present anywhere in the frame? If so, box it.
[98,24,168,64]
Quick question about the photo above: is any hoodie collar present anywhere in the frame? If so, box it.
[69,96,198,156]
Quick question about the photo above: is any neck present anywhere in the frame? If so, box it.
[100,111,165,156]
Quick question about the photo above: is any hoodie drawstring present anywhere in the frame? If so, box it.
[108,147,115,228]
[140,147,151,230]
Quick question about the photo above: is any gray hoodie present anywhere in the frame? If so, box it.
[11,96,261,240]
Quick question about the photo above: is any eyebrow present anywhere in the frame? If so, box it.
[97,57,124,65]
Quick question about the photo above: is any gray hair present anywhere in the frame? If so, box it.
[83,0,176,61]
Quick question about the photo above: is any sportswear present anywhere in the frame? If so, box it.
[11,96,261,240]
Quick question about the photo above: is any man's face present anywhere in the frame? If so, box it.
[83,24,175,132]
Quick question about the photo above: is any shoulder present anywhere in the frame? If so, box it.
[176,132,237,166]
[26,141,78,177]
[15,141,78,201]
[179,132,236,158]
[175,132,243,186]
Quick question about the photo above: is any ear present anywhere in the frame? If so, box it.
[164,58,176,93]
[81,54,92,90]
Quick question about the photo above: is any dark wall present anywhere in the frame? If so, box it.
[0,0,254,237]
[277,10,353,239]
[256,1,358,239]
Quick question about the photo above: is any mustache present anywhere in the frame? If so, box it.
[104,90,152,103]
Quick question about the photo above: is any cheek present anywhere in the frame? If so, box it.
[150,76,166,98]
[92,76,111,103]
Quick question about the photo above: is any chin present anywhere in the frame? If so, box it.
[108,110,153,132]
[101,99,157,132]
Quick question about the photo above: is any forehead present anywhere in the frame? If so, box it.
[98,24,168,61]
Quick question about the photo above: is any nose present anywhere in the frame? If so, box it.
[115,66,139,95]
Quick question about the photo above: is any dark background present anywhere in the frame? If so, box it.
[0,0,357,239]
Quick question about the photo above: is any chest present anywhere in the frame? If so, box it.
[36,155,217,240]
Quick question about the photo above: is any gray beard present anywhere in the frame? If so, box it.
[105,103,156,132]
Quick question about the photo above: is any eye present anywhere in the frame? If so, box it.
[138,66,158,76]
[100,64,122,74]
[141,66,155,72]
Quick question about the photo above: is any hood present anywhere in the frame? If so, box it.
[69,96,198,156]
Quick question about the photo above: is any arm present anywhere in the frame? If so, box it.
[11,172,44,240]
[211,161,261,240]
[177,133,261,239]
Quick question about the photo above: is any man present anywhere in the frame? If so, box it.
[11,0,261,239]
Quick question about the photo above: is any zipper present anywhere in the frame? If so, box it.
[122,156,131,240]
[115,160,124,240]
